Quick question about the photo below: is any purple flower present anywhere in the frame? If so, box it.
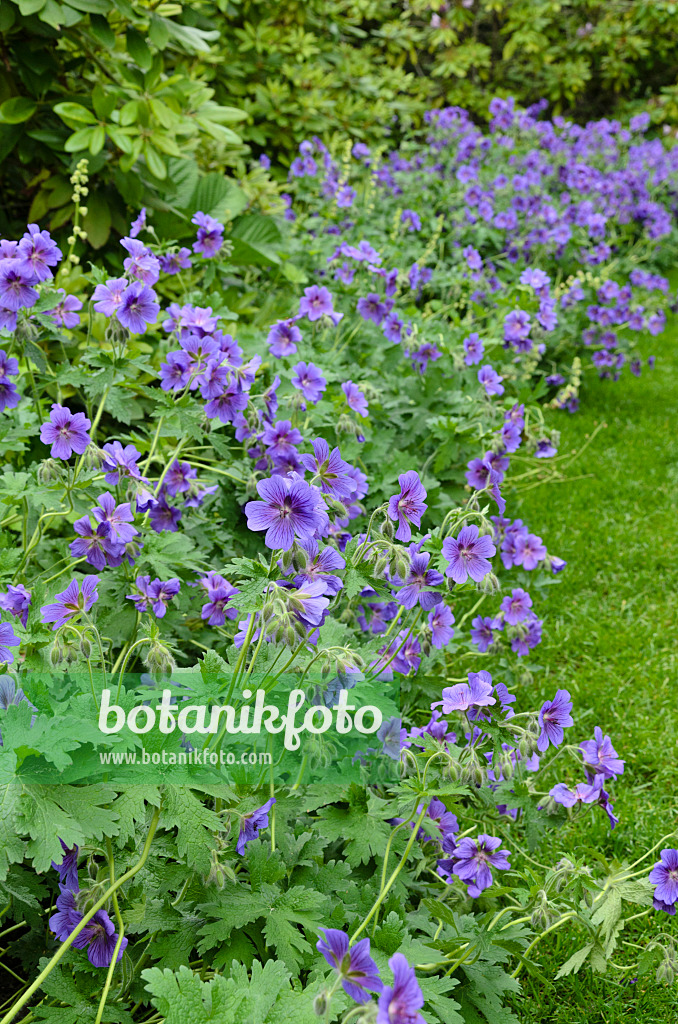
[357,293,388,325]
[535,438,557,458]
[267,319,301,358]
[40,404,91,460]
[92,492,137,543]
[49,888,87,947]
[431,670,496,714]
[47,290,82,329]
[0,622,20,664]
[159,248,193,274]
[69,516,116,571]
[129,208,147,238]
[0,261,39,311]
[550,775,617,829]
[649,850,678,912]
[149,493,182,533]
[40,576,99,631]
[579,726,625,779]
[0,584,31,627]
[537,689,573,752]
[292,537,345,596]
[428,604,454,648]
[387,471,427,542]
[92,278,128,317]
[51,839,79,892]
[398,552,443,610]
[291,362,326,407]
[401,209,422,232]
[200,580,239,626]
[478,364,504,396]
[159,350,192,391]
[262,419,303,461]
[342,380,368,417]
[117,282,159,334]
[442,524,496,584]
[245,477,321,550]
[0,379,20,412]
[504,309,532,349]
[446,834,511,897]
[121,237,160,285]
[500,588,532,625]
[126,576,180,618]
[463,333,484,365]
[236,797,275,854]
[470,615,498,652]
[101,441,141,484]
[317,929,382,1004]
[298,285,335,322]
[164,461,197,497]
[514,532,546,569]
[376,953,425,1024]
[16,224,61,281]
[84,907,128,968]
[192,212,224,258]
[299,438,354,499]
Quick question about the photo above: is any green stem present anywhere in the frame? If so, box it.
[350,804,427,945]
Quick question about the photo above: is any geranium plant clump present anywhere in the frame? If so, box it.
[0,98,676,1022]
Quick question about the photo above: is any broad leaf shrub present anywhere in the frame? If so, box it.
[0,99,677,1020]
[5,1,678,250]
[0,0,256,245]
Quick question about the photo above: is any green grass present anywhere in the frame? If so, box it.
[505,314,678,1021]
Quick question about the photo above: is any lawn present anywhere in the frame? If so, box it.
[507,294,678,1021]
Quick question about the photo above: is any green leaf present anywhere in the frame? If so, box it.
[53,101,96,125]
[144,142,166,179]
[0,752,25,881]
[555,943,594,979]
[16,784,120,872]
[88,123,106,155]
[126,27,153,71]
[160,787,224,873]
[89,12,114,47]
[92,84,116,121]
[16,0,47,16]
[64,127,95,153]
[149,13,170,49]
[82,191,111,249]
[143,959,291,1023]
[192,173,247,220]
[0,97,38,124]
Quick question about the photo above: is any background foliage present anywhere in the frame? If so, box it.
[3,0,678,247]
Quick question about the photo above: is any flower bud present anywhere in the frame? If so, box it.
[394,552,410,580]
[313,992,328,1016]
[281,547,294,570]
[477,571,500,595]
[105,318,129,349]
[80,637,92,658]
[373,555,389,577]
[49,642,64,666]
[380,517,394,539]
[326,497,348,518]
[657,958,676,986]
[143,641,176,676]
[291,545,308,571]
[38,458,64,485]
